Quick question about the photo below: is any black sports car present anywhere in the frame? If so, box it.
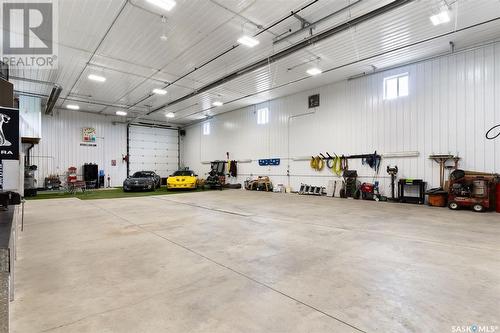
[123,171,161,192]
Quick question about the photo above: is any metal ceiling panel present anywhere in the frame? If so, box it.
[8,0,500,126]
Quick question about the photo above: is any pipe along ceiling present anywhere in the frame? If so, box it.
[143,0,414,118]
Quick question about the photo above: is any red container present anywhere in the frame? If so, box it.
[496,183,500,213]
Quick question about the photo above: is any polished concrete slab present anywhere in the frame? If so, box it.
[11,191,500,332]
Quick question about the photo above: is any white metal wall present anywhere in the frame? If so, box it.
[31,110,128,187]
[128,125,179,178]
[19,95,42,139]
[181,43,500,195]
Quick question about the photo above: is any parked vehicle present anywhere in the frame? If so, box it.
[123,171,160,192]
[167,170,198,189]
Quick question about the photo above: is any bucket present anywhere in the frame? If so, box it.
[428,192,447,207]
[496,183,500,213]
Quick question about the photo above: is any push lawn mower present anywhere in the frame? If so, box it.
[360,182,382,201]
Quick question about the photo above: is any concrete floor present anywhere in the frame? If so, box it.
[11,191,500,333]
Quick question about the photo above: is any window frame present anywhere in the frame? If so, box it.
[383,73,409,100]
[202,122,210,135]
[257,107,269,125]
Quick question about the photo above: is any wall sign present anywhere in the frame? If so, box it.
[308,94,320,108]
[82,127,96,142]
[0,107,19,160]
[259,158,280,166]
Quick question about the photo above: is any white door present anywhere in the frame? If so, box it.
[128,125,179,178]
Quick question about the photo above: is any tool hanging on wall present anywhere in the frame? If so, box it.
[225,152,238,177]
[315,152,347,175]
[310,155,324,171]
[326,153,342,176]
[311,151,380,173]
[346,151,381,173]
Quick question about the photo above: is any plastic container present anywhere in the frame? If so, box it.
[428,192,447,207]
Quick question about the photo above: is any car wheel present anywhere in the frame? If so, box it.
[448,201,459,210]
[472,204,485,212]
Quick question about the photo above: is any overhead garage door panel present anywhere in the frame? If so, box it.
[128,126,179,178]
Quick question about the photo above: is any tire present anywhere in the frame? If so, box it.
[472,204,485,212]
[448,201,459,210]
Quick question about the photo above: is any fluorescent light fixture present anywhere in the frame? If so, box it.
[88,74,106,82]
[165,112,175,118]
[115,110,127,116]
[66,104,80,110]
[430,10,450,26]
[147,0,176,11]
[153,88,167,95]
[237,35,260,48]
[212,101,223,107]
[160,35,168,41]
[306,67,322,76]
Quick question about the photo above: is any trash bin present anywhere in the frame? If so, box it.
[426,188,448,207]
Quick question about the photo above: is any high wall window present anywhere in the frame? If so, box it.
[257,107,269,124]
[203,122,210,135]
[383,73,408,100]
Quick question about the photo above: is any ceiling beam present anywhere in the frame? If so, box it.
[146,0,414,116]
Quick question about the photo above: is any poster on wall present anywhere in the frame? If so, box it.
[82,127,96,142]
[0,107,20,160]
[81,127,97,147]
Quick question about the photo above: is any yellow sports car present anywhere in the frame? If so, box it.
[167,170,198,189]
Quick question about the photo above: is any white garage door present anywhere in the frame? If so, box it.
[128,125,179,178]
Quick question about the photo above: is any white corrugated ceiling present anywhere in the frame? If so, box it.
[7,0,500,125]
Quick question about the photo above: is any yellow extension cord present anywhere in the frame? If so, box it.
[310,156,324,171]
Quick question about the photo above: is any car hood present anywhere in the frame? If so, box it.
[125,177,153,183]
[168,176,196,182]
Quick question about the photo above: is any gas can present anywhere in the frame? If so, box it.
[473,180,486,197]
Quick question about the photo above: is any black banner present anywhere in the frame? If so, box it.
[0,107,19,160]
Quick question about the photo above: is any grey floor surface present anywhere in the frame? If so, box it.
[10,190,500,333]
